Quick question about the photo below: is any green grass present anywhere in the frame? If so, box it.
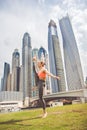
[0,103,87,130]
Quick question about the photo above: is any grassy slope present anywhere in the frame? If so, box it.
[0,103,87,130]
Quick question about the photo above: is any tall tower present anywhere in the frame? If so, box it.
[85,77,87,88]
[59,16,84,90]
[48,20,66,93]
[19,65,23,92]
[32,48,39,97]
[1,78,4,91]
[38,47,51,94]
[2,62,10,91]
[12,49,20,91]
[7,73,12,91]
[12,49,20,70]
[38,46,47,61]
[22,32,32,106]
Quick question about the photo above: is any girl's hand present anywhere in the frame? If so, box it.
[56,76,60,80]
[33,56,37,61]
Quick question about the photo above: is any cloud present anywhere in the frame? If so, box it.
[47,0,87,79]
[38,0,45,4]
[0,0,87,86]
[0,0,49,82]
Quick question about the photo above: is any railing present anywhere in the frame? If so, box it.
[30,89,87,102]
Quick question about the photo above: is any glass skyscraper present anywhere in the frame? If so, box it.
[48,20,66,93]
[38,47,51,94]
[2,62,10,91]
[38,46,47,61]
[59,16,84,90]
[7,73,12,91]
[32,48,39,97]
[32,48,39,87]
[1,78,4,91]
[12,49,20,91]
[85,77,87,88]
[12,49,20,70]
[22,32,32,105]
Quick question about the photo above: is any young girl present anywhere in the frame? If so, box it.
[33,57,60,118]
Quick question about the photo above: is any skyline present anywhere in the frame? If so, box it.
[0,0,87,87]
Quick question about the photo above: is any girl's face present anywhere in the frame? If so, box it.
[37,61,42,68]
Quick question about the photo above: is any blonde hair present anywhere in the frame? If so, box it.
[38,60,45,67]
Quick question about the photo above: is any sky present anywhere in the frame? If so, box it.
[0,0,87,86]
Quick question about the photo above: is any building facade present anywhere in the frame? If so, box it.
[85,77,87,88]
[38,47,51,94]
[48,20,66,93]
[32,48,39,97]
[19,65,23,92]
[38,46,47,61]
[22,32,32,106]
[1,78,4,91]
[32,47,51,97]
[12,49,20,70]
[12,49,20,91]
[32,48,39,87]
[7,73,12,91]
[59,16,84,90]
[2,62,10,91]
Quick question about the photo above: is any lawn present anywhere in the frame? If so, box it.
[0,103,87,130]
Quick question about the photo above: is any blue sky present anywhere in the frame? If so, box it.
[0,0,87,85]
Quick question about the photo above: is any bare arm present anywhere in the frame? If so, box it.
[44,69,60,80]
[33,57,39,73]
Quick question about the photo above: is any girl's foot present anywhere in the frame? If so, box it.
[42,112,47,118]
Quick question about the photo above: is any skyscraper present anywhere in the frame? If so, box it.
[32,48,39,87]
[7,73,12,91]
[2,62,10,91]
[85,77,87,88]
[1,78,4,91]
[59,16,84,90]
[22,32,32,106]
[38,46,47,61]
[38,47,51,94]
[12,49,20,70]
[12,49,20,91]
[32,48,39,97]
[48,20,66,93]
[19,65,23,92]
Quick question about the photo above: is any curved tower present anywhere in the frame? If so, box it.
[59,16,84,90]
